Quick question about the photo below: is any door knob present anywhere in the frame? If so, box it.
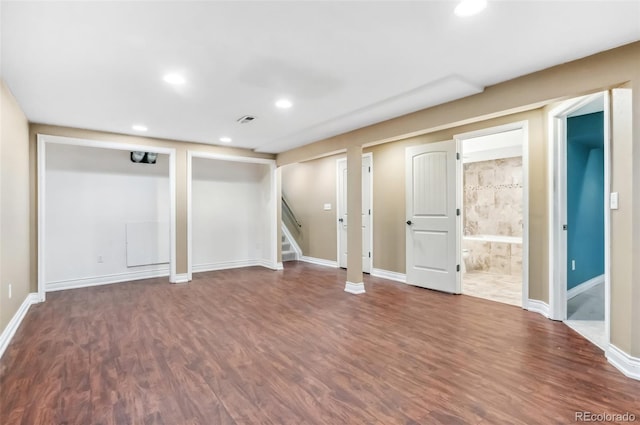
[338,218,344,222]
[406,220,412,225]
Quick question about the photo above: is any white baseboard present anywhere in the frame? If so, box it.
[344,281,366,294]
[527,299,550,318]
[193,259,280,274]
[170,273,189,284]
[567,274,604,299]
[371,268,406,283]
[606,344,640,381]
[0,293,40,359]
[46,267,170,292]
[257,260,283,271]
[299,256,338,268]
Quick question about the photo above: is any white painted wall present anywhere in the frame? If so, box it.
[192,158,272,271]
[45,144,170,290]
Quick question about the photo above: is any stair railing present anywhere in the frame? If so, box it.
[282,195,302,232]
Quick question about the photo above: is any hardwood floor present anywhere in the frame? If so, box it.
[1,262,639,424]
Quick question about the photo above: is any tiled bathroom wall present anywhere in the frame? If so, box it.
[463,156,523,237]
[464,239,522,276]
[463,157,523,275]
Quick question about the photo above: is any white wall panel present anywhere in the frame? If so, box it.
[45,144,170,287]
[192,158,271,270]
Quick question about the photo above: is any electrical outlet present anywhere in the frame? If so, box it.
[571,260,576,271]
[8,284,12,299]
[97,256,103,263]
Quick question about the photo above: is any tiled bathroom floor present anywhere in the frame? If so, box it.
[462,271,522,307]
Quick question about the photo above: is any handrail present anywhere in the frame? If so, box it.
[282,196,302,228]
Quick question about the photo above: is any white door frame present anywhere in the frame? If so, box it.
[186,151,279,281]
[454,121,530,308]
[336,152,373,273]
[547,91,611,344]
[37,134,178,301]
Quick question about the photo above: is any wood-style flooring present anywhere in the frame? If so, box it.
[1,261,639,424]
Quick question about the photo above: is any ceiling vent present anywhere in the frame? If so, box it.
[237,115,256,124]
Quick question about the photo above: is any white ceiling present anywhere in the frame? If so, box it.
[1,1,639,154]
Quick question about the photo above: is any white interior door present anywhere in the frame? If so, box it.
[406,141,460,293]
[337,155,372,273]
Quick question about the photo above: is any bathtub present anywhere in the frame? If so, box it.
[463,234,522,244]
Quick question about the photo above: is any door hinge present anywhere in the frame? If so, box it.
[369,252,371,258]
[456,264,460,272]
[369,209,371,215]
[456,152,460,160]
[456,208,460,216]
[368,166,371,172]
[562,224,568,231]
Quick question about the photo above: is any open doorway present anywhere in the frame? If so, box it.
[549,92,610,350]
[37,134,177,299]
[336,154,373,274]
[456,122,529,307]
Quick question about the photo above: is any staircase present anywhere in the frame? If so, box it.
[281,194,302,262]
[282,234,297,262]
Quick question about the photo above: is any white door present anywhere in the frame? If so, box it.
[338,155,372,273]
[406,141,460,293]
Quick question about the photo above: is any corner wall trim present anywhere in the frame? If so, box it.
[0,293,40,360]
[606,344,640,381]
[567,274,604,299]
[170,273,190,284]
[371,268,407,283]
[527,299,550,319]
[344,281,366,294]
[299,256,338,268]
[46,268,170,292]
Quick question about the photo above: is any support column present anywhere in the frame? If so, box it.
[344,145,365,294]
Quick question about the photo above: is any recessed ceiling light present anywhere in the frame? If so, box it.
[163,73,186,85]
[455,0,487,17]
[219,137,232,143]
[132,124,148,132]
[275,99,293,109]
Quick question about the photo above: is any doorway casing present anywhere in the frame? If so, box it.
[454,120,530,308]
[186,151,279,281]
[547,92,611,349]
[336,153,373,274]
[37,134,178,302]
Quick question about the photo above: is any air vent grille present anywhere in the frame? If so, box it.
[237,115,256,124]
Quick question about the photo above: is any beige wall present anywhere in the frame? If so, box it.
[280,110,547,299]
[277,42,640,356]
[28,124,275,292]
[281,153,344,260]
[1,81,31,332]
[365,109,547,300]
[610,87,634,354]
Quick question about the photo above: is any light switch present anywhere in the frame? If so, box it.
[323,203,332,211]
[610,192,619,210]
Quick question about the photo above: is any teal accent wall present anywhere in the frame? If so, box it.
[567,112,604,289]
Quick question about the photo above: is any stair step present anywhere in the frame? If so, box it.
[282,251,297,262]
